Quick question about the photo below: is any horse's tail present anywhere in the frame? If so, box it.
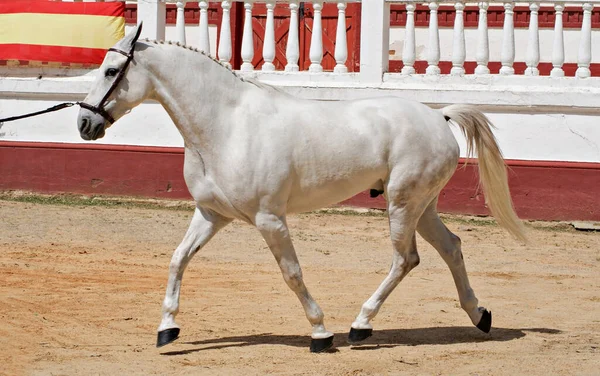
[442,104,527,242]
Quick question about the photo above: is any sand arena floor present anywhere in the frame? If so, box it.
[0,196,598,375]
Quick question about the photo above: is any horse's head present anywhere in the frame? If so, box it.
[77,23,152,140]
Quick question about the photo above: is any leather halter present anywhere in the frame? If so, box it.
[78,45,135,124]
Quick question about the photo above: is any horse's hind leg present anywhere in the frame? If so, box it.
[156,207,231,347]
[416,199,491,332]
[349,199,424,343]
[255,212,333,353]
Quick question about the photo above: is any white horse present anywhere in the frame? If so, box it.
[77,25,526,352]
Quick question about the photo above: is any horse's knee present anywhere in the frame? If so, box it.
[282,265,304,290]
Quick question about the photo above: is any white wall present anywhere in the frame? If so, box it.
[2,94,600,163]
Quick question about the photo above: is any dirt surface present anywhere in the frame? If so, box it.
[1,198,599,376]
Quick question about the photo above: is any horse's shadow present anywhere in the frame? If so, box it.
[160,327,560,355]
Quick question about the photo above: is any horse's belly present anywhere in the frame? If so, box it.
[286,171,383,213]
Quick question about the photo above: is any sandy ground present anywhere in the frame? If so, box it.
[0,198,599,376]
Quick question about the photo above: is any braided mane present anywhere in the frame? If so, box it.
[140,38,279,92]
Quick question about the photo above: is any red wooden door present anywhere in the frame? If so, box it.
[250,4,293,70]
[300,3,361,72]
[233,2,361,72]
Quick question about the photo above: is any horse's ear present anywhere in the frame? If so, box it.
[117,22,143,51]
[132,22,143,44]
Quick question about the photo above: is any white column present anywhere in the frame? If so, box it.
[524,2,540,76]
[426,1,441,75]
[359,0,390,83]
[334,1,348,73]
[500,1,515,75]
[475,1,490,75]
[576,3,594,78]
[401,2,416,75]
[198,1,211,53]
[451,1,465,76]
[309,1,324,72]
[218,0,232,68]
[551,3,565,77]
[262,0,276,71]
[285,0,300,72]
[176,1,187,45]
[241,1,254,72]
[137,0,166,41]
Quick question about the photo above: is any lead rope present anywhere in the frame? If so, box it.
[0,102,79,124]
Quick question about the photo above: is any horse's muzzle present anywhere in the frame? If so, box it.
[77,109,106,140]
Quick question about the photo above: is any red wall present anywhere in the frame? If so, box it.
[1,141,599,221]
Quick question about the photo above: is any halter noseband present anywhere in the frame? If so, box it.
[78,45,135,124]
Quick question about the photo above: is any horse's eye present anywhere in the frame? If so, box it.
[105,68,118,77]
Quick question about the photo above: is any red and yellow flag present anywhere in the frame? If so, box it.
[0,1,125,66]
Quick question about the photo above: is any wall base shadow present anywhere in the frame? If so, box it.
[160,327,560,356]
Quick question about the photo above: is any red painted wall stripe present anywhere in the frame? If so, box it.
[0,1,125,17]
[1,141,599,221]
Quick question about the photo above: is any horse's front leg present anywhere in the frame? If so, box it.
[156,207,231,347]
[255,212,334,353]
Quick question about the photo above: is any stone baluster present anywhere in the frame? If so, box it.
[451,1,465,76]
[401,2,416,75]
[198,1,210,53]
[576,3,594,78]
[262,0,276,71]
[475,1,490,74]
[500,1,515,75]
[285,0,300,72]
[426,1,440,75]
[334,1,348,73]
[218,1,232,68]
[175,1,187,45]
[525,2,540,76]
[309,1,324,72]
[240,1,254,72]
[551,3,565,77]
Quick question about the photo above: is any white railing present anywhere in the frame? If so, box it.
[133,0,598,83]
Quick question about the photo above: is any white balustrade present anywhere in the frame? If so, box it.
[198,1,210,54]
[130,0,598,81]
[285,1,301,72]
[551,3,565,77]
[218,1,232,68]
[426,1,441,75]
[451,1,466,76]
[334,1,348,73]
[309,1,324,73]
[500,1,515,75]
[175,1,187,44]
[262,0,277,71]
[240,1,254,71]
[475,1,490,75]
[576,3,594,78]
[525,2,540,76]
[401,2,416,75]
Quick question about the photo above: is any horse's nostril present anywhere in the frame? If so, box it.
[80,118,90,134]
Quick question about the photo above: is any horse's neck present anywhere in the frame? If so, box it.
[144,45,253,149]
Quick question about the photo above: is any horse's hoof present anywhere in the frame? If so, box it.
[156,328,180,348]
[347,328,373,343]
[476,310,492,333]
[310,335,334,353]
